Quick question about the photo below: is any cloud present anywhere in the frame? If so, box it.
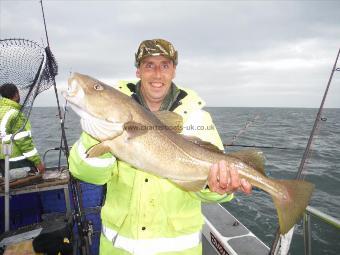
[1,0,339,107]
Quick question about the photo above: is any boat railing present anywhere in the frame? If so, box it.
[303,205,340,255]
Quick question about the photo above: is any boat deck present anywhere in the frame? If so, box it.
[202,203,269,255]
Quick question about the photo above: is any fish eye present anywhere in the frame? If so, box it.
[94,83,104,91]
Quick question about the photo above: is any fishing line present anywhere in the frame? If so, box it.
[39,0,66,153]
[224,143,303,151]
[225,114,260,146]
[223,114,304,151]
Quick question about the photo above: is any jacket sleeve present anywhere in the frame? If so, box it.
[183,109,234,203]
[11,113,41,166]
[68,132,117,185]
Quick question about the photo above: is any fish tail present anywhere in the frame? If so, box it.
[271,179,314,234]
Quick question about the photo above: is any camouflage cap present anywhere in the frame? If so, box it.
[135,39,178,67]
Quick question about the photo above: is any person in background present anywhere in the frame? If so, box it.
[69,39,252,255]
[0,83,45,176]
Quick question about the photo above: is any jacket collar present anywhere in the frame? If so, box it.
[0,97,21,110]
[116,80,206,114]
[134,81,181,111]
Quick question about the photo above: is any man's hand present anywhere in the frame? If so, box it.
[208,160,252,195]
[36,162,46,174]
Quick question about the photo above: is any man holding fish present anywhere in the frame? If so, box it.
[66,39,313,255]
[68,39,251,254]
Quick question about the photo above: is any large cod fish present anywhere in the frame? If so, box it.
[63,72,314,234]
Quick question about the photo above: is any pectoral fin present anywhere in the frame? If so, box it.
[171,178,207,192]
[87,142,112,158]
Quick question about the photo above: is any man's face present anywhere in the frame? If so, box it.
[136,55,176,104]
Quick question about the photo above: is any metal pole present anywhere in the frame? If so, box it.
[306,206,340,229]
[3,142,12,231]
[303,213,311,255]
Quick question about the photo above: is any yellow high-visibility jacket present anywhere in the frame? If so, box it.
[0,97,41,166]
[69,81,233,255]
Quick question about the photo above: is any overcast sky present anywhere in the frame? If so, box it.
[1,0,340,107]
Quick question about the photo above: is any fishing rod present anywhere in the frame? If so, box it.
[39,1,91,254]
[269,48,340,255]
[56,102,68,170]
[224,143,303,151]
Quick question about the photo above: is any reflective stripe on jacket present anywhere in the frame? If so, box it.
[68,81,233,255]
[0,98,41,165]
[102,224,201,255]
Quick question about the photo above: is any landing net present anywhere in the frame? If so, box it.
[0,38,58,121]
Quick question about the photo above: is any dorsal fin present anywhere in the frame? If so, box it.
[227,149,266,175]
[153,111,183,133]
[182,135,224,154]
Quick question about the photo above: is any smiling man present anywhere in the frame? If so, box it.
[136,55,176,111]
[69,38,251,255]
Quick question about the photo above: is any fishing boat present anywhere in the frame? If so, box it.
[0,1,340,251]
[1,152,339,255]
[1,13,339,255]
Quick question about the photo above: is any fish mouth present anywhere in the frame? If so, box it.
[61,79,104,123]
[62,75,84,104]
[65,97,113,125]
[62,72,124,139]
[64,75,81,97]
[67,98,124,140]
[62,78,124,140]
[62,74,97,120]
[68,100,94,121]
